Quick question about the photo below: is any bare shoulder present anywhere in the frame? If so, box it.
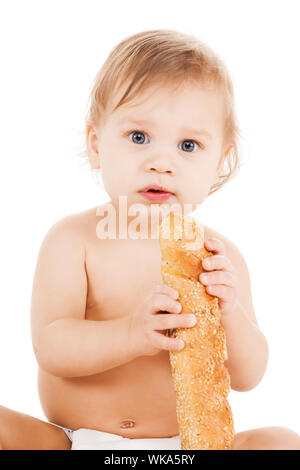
[38,202,111,265]
[42,205,103,244]
[203,223,259,327]
[31,206,101,335]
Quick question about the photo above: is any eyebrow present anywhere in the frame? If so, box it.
[117,118,213,139]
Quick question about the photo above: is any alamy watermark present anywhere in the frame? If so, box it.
[95,196,198,241]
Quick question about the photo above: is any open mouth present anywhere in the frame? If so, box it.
[147,189,167,193]
[138,186,174,201]
[139,185,174,195]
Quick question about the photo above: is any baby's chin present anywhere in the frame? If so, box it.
[137,206,200,231]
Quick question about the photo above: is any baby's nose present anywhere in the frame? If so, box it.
[148,166,173,174]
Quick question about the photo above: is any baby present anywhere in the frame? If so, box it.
[0,29,300,450]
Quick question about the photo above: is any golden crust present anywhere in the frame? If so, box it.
[159,212,235,450]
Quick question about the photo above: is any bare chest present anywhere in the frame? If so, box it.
[85,238,164,321]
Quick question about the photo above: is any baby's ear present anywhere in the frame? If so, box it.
[89,153,101,170]
[86,125,101,169]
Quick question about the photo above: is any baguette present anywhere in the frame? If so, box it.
[159,211,235,450]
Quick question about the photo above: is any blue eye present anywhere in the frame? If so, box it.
[127,130,202,152]
[129,131,149,144]
[178,140,199,153]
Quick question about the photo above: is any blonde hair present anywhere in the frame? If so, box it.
[78,29,244,196]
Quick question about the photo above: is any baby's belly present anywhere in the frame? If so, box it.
[38,352,179,438]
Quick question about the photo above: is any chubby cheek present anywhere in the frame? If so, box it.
[182,185,208,206]
[101,153,135,198]
[179,171,212,205]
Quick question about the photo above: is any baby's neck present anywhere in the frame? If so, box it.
[96,200,162,242]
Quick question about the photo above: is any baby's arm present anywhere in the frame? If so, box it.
[30,216,139,378]
[199,234,268,392]
[217,239,269,391]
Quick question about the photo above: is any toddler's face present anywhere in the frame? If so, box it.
[88,81,231,215]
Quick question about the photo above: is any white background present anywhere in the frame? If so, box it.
[0,0,299,437]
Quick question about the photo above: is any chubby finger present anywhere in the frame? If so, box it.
[149,294,182,315]
[152,284,179,299]
[204,237,226,255]
[151,331,185,351]
[200,270,235,287]
[152,313,197,331]
[205,284,234,300]
[202,254,233,272]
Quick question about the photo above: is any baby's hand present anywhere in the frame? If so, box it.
[128,284,197,357]
[199,237,238,318]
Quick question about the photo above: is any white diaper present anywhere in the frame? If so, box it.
[71,428,181,450]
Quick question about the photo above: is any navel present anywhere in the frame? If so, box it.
[120,419,136,429]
